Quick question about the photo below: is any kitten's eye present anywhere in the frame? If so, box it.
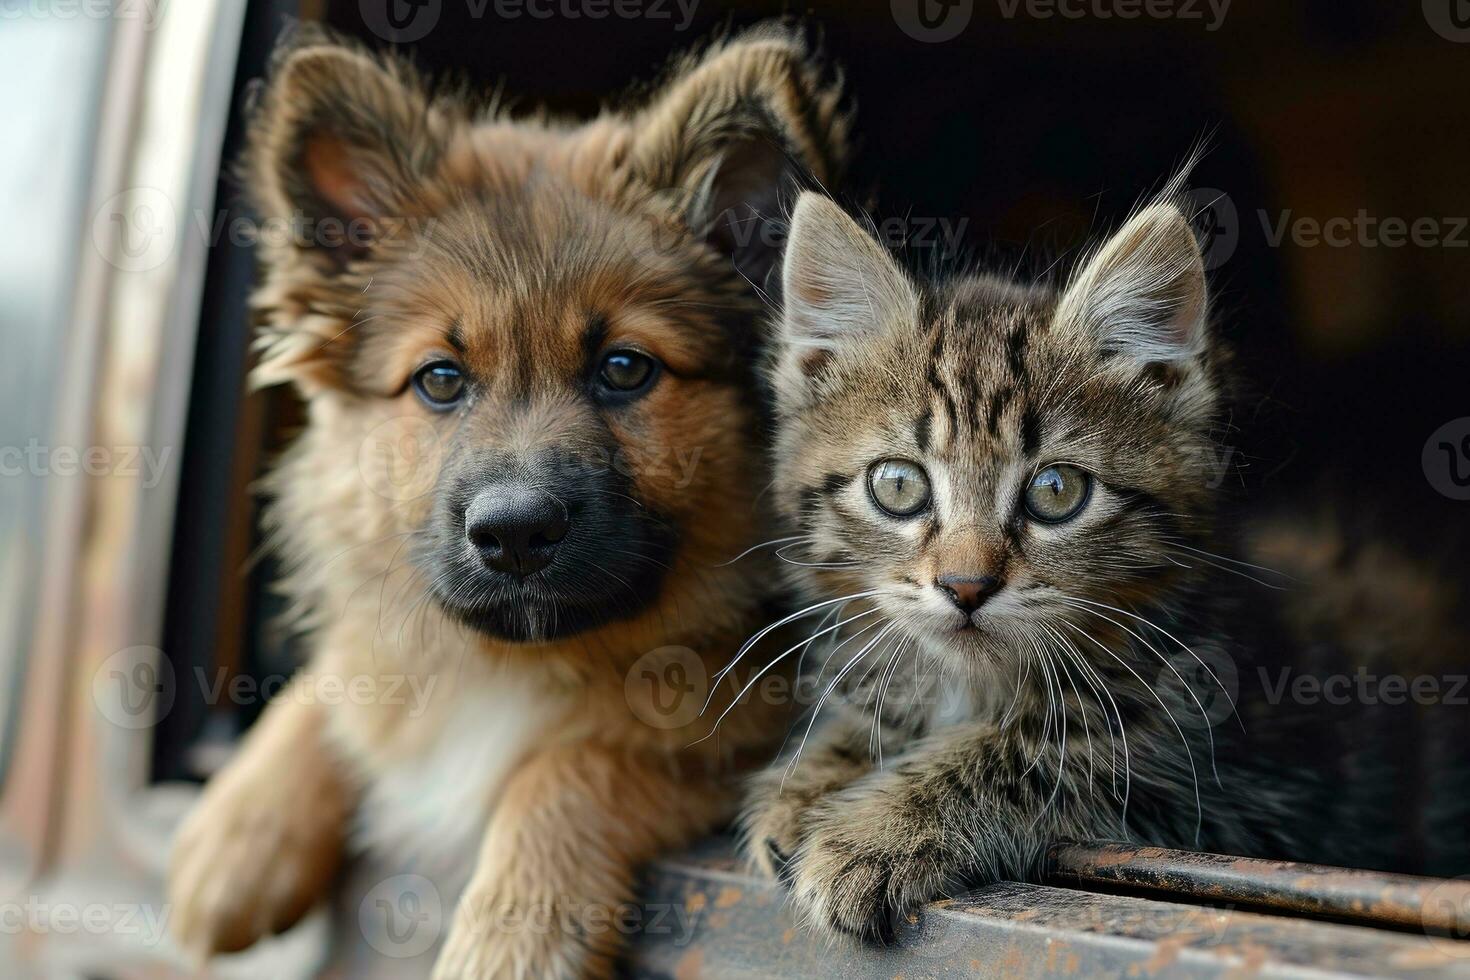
[867,459,931,517]
[412,360,465,409]
[598,350,659,393]
[1025,464,1092,523]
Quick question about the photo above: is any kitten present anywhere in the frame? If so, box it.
[740,188,1470,940]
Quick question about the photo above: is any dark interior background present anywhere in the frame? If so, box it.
[156,0,1470,779]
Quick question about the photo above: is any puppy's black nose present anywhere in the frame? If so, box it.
[465,487,569,578]
[937,574,1001,613]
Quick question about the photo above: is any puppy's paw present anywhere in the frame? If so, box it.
[168,770,343,957]
[787,797,955,942]
[432,890,600,980]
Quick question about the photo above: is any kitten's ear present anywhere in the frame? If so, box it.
[778,193,916,376]
[1055,201,1208,370]
[246,39,458,268]
[627,26,848,288]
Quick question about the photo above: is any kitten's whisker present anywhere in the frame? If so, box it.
[697,607,880,733]
[1062,594,1244,735]
[813,613,886,682]
[1043,627,1097,794]
[869,634,913,768]
[1165,546,1292,591]
[1031,645,1069,831]
[714,535,804,567]
[783,621,897,788]
[774,614,888,761]
[1169,541,1296,581]
[1052,630,1117,789]
[774,541,860,569]
[1021,641,1058,779]
[1043,621,1131,824]
[998,641,1032,732]
[1059,598,1222,789]
[705,590,880,708]
[795,602,847,678]
[1053,626,1121,791]
[1060,619,1203,846]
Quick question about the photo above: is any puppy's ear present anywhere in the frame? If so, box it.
[627,25,849,289]
[772,193,916,403]
[245,38,458,268]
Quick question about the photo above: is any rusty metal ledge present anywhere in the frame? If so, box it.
[1046,842,1470,933]
[624,840,1470,978]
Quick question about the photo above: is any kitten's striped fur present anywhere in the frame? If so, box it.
[742,190,1469,940]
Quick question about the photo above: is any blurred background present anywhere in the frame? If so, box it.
[1,0,1467,975]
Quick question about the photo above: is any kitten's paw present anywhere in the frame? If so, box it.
[739,771,811,880]
[787,802,954,942]
[168,774,342,956]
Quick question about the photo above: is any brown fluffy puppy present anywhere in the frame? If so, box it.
[167,25,846,978]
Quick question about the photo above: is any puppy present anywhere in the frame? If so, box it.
[167,24,846,978]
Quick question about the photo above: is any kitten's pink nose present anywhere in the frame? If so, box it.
[937,574,1001,613]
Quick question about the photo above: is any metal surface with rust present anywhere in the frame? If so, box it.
[1046,842,1470,933]
[623,839,1470,978]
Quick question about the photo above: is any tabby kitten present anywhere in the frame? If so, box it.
[740,189,1470,940]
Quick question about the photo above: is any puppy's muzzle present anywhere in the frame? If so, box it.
[464,485,570,578]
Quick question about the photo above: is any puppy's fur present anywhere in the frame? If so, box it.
[168,25,846,978]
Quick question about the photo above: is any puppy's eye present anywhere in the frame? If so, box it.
[867,459,931,517]
[1025,464,1092,523]
[412,361,465,409]
[598,350,658,393]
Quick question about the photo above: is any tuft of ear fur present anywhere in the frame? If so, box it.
[627,24,849,290]
[1055,193,1208,369]
[775,192,917,385]
[244,31,462,269]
